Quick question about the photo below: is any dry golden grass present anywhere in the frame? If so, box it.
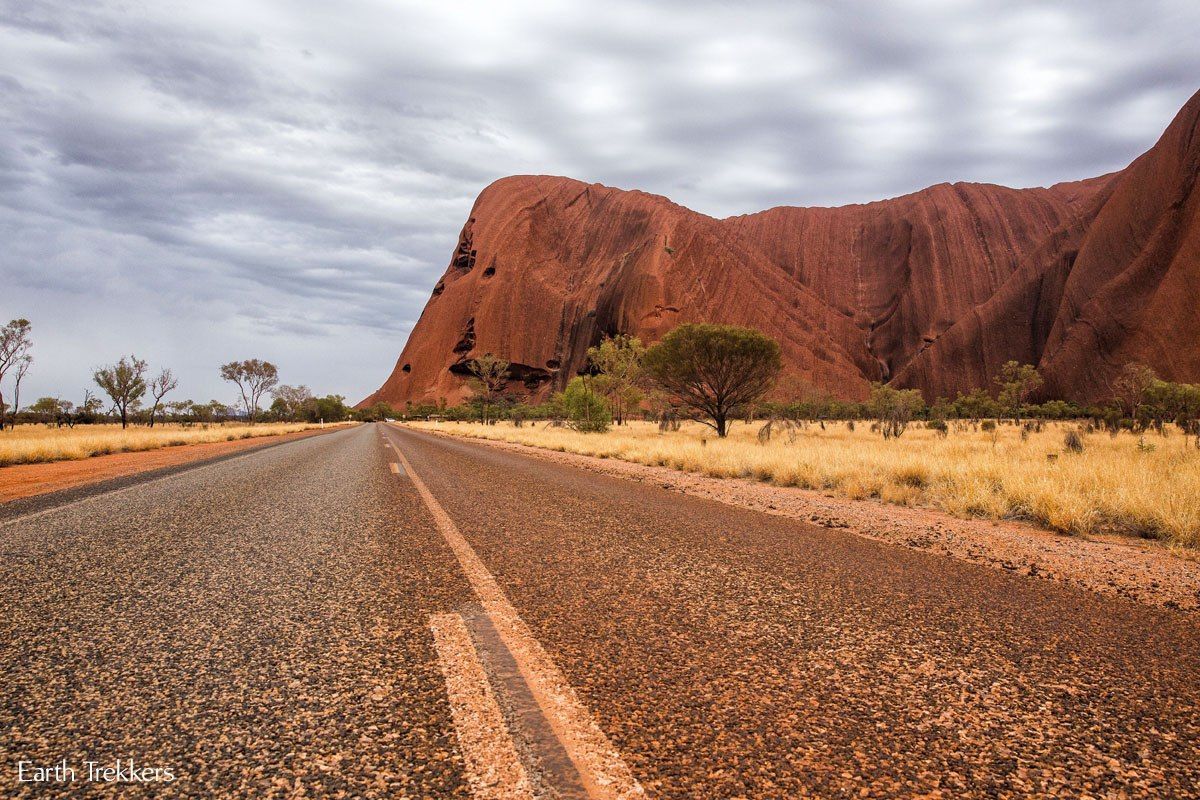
[412,419,1200,548]
[0,422,330,467]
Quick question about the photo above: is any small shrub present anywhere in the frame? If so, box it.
[980,420,997,432]
[894,465,928,488]
[1064,429,1085,454]
[868,383,925,439]
[561,377,610,433]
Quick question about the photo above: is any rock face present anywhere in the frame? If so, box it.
[363,89,1200,407]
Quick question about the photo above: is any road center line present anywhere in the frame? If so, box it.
[430,612,536,800]
[385,428,645,800]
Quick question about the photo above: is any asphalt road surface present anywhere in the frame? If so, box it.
[2,422,1198,798]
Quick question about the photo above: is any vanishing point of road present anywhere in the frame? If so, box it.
[2,423,1198,798]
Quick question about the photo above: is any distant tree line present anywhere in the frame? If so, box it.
[0,318,363,430]
[384,322,1200,444]
[8,314,1198,442]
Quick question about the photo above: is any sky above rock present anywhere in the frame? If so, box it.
[3,0,1199,404]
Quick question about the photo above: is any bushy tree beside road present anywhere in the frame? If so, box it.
[0,319,33,431]
[220,359,279,424]
[868,384,925,439]
[587,334,645,425]
[466,354,509,425]
[643,323,781,437]
[93,355,148,429]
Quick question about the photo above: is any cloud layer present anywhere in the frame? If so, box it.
[3,0,1198,403]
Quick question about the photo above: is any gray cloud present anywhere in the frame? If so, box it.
[2,0,1198,404]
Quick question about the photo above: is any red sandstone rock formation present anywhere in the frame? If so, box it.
[363,89,1200,408]
[894,88,1200,400]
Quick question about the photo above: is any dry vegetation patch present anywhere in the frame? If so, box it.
[412,420,1200,548]
[0,423,327,467]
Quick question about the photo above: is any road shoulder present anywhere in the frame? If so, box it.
[0,426,350,521]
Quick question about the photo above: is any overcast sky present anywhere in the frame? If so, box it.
[3,0,1198,405]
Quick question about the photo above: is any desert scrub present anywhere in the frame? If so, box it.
[408,419,1200,548]
[0,422,329,467]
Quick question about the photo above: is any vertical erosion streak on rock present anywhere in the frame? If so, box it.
[952,183,1000,290]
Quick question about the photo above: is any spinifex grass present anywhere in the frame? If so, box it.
[0,422,322,467]
[412,419,1200,548]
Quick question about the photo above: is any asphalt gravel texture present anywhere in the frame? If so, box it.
[1,425,475,798]
[2,422,1199,798]
[387,426,1200,799]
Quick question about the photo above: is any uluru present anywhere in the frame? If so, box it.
[363,87,1200,409]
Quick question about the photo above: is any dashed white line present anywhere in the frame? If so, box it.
[386,429,645,800]
[430,612,536,800]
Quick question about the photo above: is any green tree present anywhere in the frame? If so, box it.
[94,355,148,429]
[0,318,33,431]
[1111,362,1157,419]
[1033,400,1078,420]
[147,367,178,428]
[28,397,65,425]
[994,361,1043,420]
[75,390,105,425]
[358,401,398,422]
[587,334,645,425]
[166,399,193,423]
[1142,380,1200,433]
[928,396,954,423]
[220,359,279,423]
[954,388,999,421]
[9,354,31,430]
[271,385,314,421]
[560,376,610,432]
[867,383,925,439]
[466,354,509,424]
[193,400,232,423]
[311,394,350,423]
[643,323,782,437]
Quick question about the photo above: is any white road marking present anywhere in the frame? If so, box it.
[430,612,536,800]
[387,430,645,800]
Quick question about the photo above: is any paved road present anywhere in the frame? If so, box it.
[2,423,1198,798]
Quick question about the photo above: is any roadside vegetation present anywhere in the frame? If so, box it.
[383,324,1200,549]
[412,418,1200,548]
[0,423,324,467]
[0,317,373,468]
